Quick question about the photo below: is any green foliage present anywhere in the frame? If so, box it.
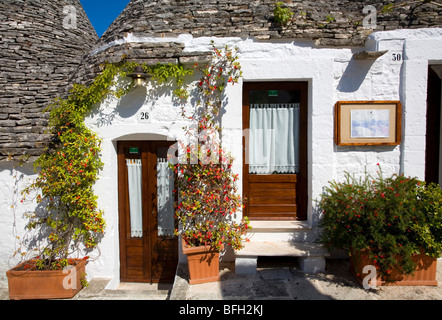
[173,147,250,251]
[16,46,245,268]
[318,164,442,280]
[325,14,336,23]
[273,1,294,25]
[381,3,395,13]
[20,61,139,268]
[146,62,194,99]
[173,42,250,252]
[190,42,243,133]
[80,273,89,288]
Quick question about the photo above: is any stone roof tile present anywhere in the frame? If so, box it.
[0,0,97,161]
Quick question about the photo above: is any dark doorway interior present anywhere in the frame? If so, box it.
[425,65,442,185]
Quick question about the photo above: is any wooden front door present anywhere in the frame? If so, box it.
[243,82,308,220]
[118,141,178,283]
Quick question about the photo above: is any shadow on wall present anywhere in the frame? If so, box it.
[0,161,36,220]
[0,161,35,177]
[91,75,200,127]
[92,85,148,127]
[337,59,376,93]
[1,160,106,264]
[117,85,147,119]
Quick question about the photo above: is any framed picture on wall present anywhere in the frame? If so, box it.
[335,101,402,146]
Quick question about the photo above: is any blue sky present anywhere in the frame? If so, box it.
[79,0,131,37]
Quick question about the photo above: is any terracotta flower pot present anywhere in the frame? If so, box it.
[6,258,87,300]
[350,250,438,286]
[181,238,222,285]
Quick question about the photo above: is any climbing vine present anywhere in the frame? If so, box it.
[16,42,248,269]
[17,60,193,270]
[172,42,251,251]
[146,62,194,100]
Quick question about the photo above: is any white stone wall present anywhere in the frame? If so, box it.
[0,162,38,288]
[1,28,441,288]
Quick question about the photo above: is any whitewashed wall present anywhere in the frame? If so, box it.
[0,162,38,288]
[1,28,441,288]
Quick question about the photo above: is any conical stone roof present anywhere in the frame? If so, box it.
[0,0,98,160]
[2,0,441,160]
[96,0,442,47]
[73,0,441,91]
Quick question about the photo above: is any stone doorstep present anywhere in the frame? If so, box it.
[74,278,172,300]
[236,241,330,257]
[235,241,330,275]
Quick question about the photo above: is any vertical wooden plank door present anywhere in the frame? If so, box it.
[118,141,178,283]
[243,82,308,220]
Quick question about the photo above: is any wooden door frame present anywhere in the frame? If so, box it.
[242,81,308,221]
[117,140,177,283]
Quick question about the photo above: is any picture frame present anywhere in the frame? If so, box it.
[334,101,402,146]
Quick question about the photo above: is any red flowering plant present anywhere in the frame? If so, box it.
[173,42,250,251]
[318,164,442,281]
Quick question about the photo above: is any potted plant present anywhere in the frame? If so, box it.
[174,142,251,284]
[5,64,116,299]
[318,164,442,286]
[172,43,250,284]
[7,120,105,299]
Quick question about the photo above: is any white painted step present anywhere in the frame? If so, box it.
[246,220,321,242]
[236,241,330,258]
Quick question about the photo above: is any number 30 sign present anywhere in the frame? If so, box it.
[390,50,403,64]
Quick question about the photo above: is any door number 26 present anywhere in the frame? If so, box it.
[140,112,149,120]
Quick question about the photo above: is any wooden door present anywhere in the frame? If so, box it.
[118,141,178,283]
[243,82,308,220]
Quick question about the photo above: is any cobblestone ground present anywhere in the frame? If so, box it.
[2,258,442,300]
[179,258,442,300]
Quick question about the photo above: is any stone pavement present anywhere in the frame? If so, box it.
[2,258,442,300]
[74,279,173,300]
[170,258,442,300]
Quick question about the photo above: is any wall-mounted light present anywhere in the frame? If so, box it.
[128,66,150,86]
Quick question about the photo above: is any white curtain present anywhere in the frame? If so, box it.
[157,158,175,236]
[249,103,300,174]
[126,159,143,238]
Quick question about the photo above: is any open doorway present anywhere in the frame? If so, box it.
[425,65,442,185]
